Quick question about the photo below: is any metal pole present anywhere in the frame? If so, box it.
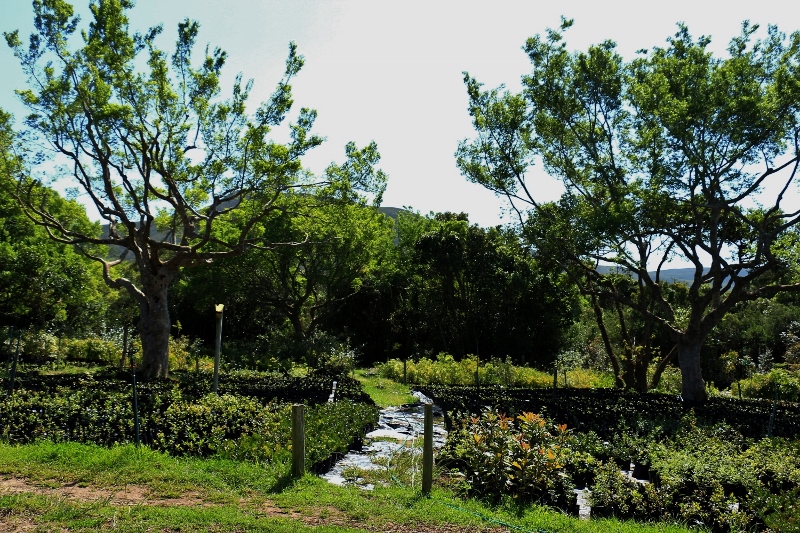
[768,385,779,438]
[119,324,129,371]
[292,404,306,478]
[8,330,21,395]
[213,304,224,394]
[132,366,141,446]
[422,402,433,494]
[4,326,13,375]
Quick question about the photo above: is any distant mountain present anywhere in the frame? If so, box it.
[378,206,406,221]
[597,265,701,285]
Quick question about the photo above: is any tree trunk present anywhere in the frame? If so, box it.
[649,345,677,390]
[677,341,707,404]
[633,350,649,393]
[591,294,624,388]
[137,274,173,379]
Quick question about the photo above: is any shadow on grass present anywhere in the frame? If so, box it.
[267,471,305,494]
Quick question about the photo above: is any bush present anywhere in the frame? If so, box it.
[440,409,575,507]
[733,368,800,403]
[0,368,378,469]
[153,392,287,457]
[647,422,760,530]
[59,337,120,364]
[18,330,58,363]
[378,355,610,388]
[441,407,798,530]
[168,335,204,372]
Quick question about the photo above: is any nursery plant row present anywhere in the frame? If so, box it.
[415,385,800,439]
[0,369,378,470]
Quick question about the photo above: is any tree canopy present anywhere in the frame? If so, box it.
[1,108,107,334]
[457,19,800,402]
[4,0,386,378]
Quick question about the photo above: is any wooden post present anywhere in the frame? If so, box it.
[422,402,433,495]
[292,404,305,478]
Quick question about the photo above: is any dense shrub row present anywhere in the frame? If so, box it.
[5,368,371,405]
[2,331,122,365]
[378,354,613,388]
[441,409,800,532]
[416,385,800,440]
[0,369,377,468]
[733,367,800,403]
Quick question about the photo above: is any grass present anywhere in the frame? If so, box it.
[0,441,701,533]
[353,367,417,407]
[0,370,704,532]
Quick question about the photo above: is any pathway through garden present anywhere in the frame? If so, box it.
[322,391,448,489]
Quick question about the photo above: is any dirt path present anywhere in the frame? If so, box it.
[0,477,511,533]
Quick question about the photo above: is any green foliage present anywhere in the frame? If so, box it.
[17,330,59,363]
[388,212,578,365]
[313,342,356,377]
[709,298,800,385]
[155,393,286,457]
[443,407,799,530]
[589,461,652,519]
[378,354,611,388]
[419,384,800,440]
[173,201,395,350]
[352,368,417,408]
[4,1,386,379]
[0,109,108,335]
[167,334,204,372]
[458,18,800,402]
[733,367,800,402]
[0,367,376,469]
[441,410,575,507]
[649,366,682,395]
[59,336,120,364]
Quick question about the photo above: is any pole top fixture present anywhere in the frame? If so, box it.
[215,304,224,314]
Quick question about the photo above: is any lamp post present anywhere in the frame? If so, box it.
[213,304,224,394]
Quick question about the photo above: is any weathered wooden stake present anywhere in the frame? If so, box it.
[422,402,433,495]
[292,404,306,478]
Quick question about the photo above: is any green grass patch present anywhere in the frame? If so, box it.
[354,368,417,407]
[0,441,701,532]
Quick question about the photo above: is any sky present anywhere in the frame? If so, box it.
[1,0,799,228]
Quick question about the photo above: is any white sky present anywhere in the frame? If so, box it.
[1,0,798,228]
